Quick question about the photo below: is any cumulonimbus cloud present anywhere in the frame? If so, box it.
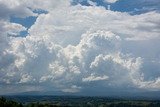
[0,0,160,94]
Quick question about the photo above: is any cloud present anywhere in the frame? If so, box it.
[19,73,33,83]
[87,0,97,6]
[0,0,36,19]
[82,73,109,82]
[104,0,119,3]
[0,0,160,94]
[62,85,82,93]
[29,5,160,42]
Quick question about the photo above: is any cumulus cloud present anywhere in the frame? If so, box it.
[0,0,160,94]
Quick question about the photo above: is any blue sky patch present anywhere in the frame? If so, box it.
[72,0,160,15]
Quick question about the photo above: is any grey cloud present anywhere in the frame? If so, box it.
[0,1,36,20]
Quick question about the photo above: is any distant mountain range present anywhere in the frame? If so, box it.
[4,90,160,100]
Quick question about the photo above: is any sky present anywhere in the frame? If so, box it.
[0,0,160,96]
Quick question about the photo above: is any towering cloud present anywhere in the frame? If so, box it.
[0,0,160,94]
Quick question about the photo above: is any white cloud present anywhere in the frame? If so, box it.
[0,0,160,94]
[19,73,33,83]
[104,0,119,3]
[87,0,97,6]
[0,21,26,36]
[82,73,109,82]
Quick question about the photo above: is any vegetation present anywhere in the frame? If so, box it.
[0,96,160,107]
[0,97,23,107]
